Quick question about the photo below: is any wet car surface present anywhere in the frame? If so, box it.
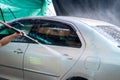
[0,16,120,80]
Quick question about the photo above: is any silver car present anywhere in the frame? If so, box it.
[0,16,120,80]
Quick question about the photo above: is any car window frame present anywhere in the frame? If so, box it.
[0,18,83,48]
[28,19,82,48]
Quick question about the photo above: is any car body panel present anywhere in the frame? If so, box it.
[0,43,28,80]
[22,19,86,80]
[0,16,120,80]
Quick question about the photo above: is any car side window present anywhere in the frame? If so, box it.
[0,24,15,40]
[12,20,35,43]
[0,20,33,43]
[29,20,81,48]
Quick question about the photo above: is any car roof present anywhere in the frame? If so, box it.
[9,16,116,27]
[77,18,117,27]
[52,16,116,27]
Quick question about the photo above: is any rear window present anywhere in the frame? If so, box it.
[92,25,120,46]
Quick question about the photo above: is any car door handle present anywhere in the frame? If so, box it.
[63,54,73,60]
[14,48,23,54]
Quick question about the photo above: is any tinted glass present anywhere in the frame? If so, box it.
[29,20,81,48]
[0,20,33,43]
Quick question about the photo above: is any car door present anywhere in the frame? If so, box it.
[0,21,30,80]
[23,19,85,80]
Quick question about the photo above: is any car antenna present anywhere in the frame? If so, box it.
[0,8,5,22]
[8,7,17,19]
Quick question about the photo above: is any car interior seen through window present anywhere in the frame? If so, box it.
[0,19,81,48]
[29,20,81,48]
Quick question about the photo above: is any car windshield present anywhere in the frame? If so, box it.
[92,25,120,47]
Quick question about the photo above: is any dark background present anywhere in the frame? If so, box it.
[52,0,120,26]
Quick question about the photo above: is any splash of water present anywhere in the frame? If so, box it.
[53,0,120,26]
